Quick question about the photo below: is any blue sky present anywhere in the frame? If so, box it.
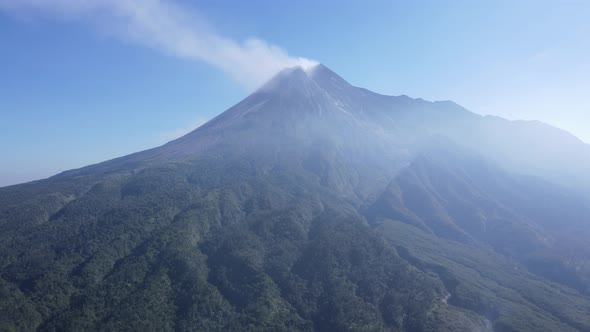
[1,0,589,187]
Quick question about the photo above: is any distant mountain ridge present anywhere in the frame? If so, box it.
[1,64,590,331]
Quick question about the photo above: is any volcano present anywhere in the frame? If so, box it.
[2,64,590,331]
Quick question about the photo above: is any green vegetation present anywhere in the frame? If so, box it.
[1,131,590,331]
[378,219,590,331]
[0,153,446,331]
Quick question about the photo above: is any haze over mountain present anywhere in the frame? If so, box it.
[1,64,590,331]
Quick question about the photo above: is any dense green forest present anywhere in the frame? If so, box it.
[2,145,590,331]
[0,156,444,331]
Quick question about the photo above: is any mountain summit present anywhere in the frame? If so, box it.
[2,65,590,331]
[202,64,363,129]
[69,64,590,195]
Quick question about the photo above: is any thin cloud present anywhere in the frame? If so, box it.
[0,0,318,89]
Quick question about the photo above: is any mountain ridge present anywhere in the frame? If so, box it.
[2,64,590,331]
[36,64,588,197]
